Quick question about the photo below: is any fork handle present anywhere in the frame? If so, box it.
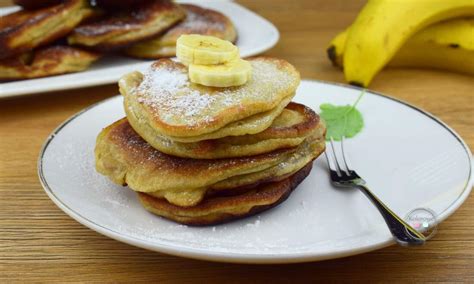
[357,185,426,246]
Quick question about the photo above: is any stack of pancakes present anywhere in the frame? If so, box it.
[0,0,236,80]
[124,4,237,59]
[0,0,100,80]
[95,57,326,225]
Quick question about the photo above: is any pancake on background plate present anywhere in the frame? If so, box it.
[0,45,100,80]
[67,0,185,50]
[0,0,96,59]
[125,4,237,59]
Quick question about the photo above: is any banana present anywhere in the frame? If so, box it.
[189,58,252,87]
[411,18,474,50]
[343,0,474,87]
[177,34,251,87]
[328,18,474,76]
[390,39,474,76]
[327,30,347,68]
[176,34,239,66]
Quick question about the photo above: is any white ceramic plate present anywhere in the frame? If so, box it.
[38,80,473,263]
[0,0,279,98]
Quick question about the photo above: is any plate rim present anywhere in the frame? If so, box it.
[0,0,279,98]
[37,80,473,264]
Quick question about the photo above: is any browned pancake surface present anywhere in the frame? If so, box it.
[168,4,237,41]
[0,45,100,80]
[68,0,185,50]
[95,118,295,192]
[0,0,95,59]
[138,163,313,226]
[125,4,237,59]
[216,103,320,143]
[131,102,324,159]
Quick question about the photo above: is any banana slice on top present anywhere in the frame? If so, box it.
[177,34,239,66]
[189,58,252,87]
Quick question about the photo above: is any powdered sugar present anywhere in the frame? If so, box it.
[131,59,298,127]
[135,66,217,124]
[137,66,188,95]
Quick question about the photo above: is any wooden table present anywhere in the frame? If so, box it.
[1,0,473,282]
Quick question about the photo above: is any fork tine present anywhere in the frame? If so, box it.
[341,136,351,174]
[324,151,335,172]
[324,140,340,176]
[329,137,342,176]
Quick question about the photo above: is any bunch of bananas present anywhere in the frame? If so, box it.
[328,0,474,87]
[177,34,252,87]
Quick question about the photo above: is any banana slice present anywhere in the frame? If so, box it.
[189,58,252,87]
[177,34,239,66]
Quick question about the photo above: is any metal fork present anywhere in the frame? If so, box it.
[325,137,426,246]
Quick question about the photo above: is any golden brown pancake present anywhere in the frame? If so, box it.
[67,0,185,50]
[0,45,100,80]
[125,89,294,143]
[95,118,296,206]
[128,102,323,159]
[0,0,96,59]
[118,57,300,140]
[95,118,325,207]
[146,133,324,206]
[125,4,237,59]
[210,132,325,193]
[137,163,313,226]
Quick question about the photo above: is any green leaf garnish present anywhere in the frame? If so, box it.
[320,91,365,141]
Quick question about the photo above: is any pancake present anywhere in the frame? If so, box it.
[128,102,322,159]
[67,0,185,50]
[0,45,100,81]
[119,57,300,139]
[137,162,313,226]
[146,133,324,206]
[95,118,296,206]
[95,118,325,207]
[210,131,325,193]
[125,88,294,143]
[0,0,96,60]
[124,4,237,59]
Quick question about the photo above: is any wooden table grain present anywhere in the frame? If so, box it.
[1,0,473,282]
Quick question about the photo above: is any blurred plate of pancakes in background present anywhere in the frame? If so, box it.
[38,80,473,263]
[0,0,279,98]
